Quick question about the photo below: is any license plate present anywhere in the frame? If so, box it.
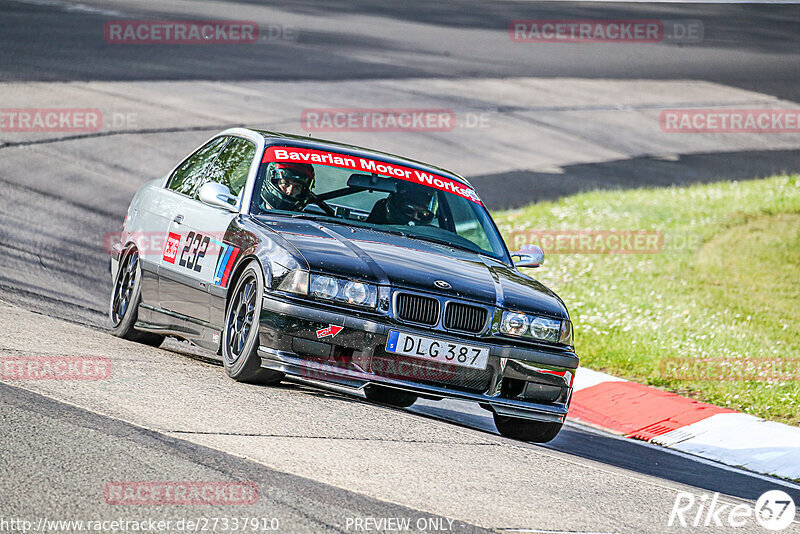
[385,330,489,370]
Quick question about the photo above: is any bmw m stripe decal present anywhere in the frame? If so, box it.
[214,245,233,284]
[213,244,240,287]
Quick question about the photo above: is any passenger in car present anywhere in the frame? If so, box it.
[367,182,435,226]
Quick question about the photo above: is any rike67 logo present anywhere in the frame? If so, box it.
[669,490,796,531]
[163,232,181,264]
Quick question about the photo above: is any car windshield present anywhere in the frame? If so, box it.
[251,150,509,262]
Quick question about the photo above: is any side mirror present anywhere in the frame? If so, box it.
[198,182,238,211]
[511,245,544,268]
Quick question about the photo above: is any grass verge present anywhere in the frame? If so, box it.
[494,175,800,425]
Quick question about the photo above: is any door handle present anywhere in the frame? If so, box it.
[173,214,184,224]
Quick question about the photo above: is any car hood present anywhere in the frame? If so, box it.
[254,216,568,319]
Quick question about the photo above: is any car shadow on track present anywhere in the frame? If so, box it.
[160,339,800,503]
[409,398,800,503]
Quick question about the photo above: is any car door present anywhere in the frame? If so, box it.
[157,135,229,317]
[159,136,258,323]
[133,185,184,307]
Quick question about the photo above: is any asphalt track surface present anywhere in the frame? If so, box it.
[1,1,800,532]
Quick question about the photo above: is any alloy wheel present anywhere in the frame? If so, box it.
[111,251,138,326]
[226,275,257,364]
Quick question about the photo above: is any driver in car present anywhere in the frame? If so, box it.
[260,162,315,211]
[367,182,436,226]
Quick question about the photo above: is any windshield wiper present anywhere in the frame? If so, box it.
[401,233,476,254]
[289,212,370,230]
[289,212,330,220]
[280,213,471,251]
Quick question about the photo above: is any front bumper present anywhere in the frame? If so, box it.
[257,294,577,424]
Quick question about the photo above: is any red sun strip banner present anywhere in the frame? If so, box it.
[263,146,481,204]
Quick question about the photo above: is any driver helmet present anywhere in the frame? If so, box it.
[384,183,436,225]
[261,162,315,211]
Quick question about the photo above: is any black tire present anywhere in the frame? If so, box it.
[364,385,418,408]
[493,413,563,443]
[222,260,284,385]
[109,247,165,347]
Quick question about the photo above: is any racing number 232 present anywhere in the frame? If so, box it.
[179,232,210,272]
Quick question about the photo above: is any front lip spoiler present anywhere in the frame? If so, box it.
[257,346,568,424]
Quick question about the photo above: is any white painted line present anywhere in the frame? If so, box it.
[566,419,800,492]
[654,413,800,480]
[571,367,625,392]
[572,368,800,481]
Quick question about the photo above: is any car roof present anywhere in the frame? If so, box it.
[250,129,474,188]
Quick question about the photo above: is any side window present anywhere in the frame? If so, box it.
[166,137,228,195]
[197,137,256,198]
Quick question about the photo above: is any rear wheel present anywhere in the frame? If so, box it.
[222,261,284,385]
[364,385,418,408]
[109,247,165,347]
[493,413,563,443]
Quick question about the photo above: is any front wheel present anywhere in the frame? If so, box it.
[222,261,284,385]
[493,413,563,443]
[109,247,165,347]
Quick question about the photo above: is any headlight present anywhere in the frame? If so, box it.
[342,281,377,307]
[501,312,529,336]
[276,269,308,295]
[310,275,339,300]
[306,274,378,308]
[559,319,573,346]
[500,311,566,344]
[530,316,560,342]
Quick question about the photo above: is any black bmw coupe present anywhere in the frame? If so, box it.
[109,128,578,442]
